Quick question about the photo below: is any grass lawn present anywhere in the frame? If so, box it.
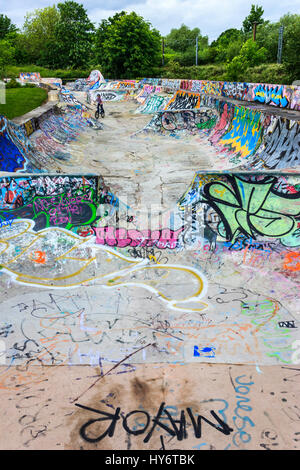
[0,87,48,119]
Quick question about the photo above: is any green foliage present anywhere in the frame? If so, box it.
[3,64,93,82]
[282,14,300,78]
[165,24,202,52]
[1,3,299,83]
[20,1,94,68]
[22,6,60,66]
[0,14,17,40]
[243,4,265,33]
[245,63,291,84]
[211,29,243,63]
[254,21,278,63]
[0,39,15,79]
[5,78,21,88]
[54,1,95,69]
[226,39,267,81]
[161,60,227,80]
[164,24,209,66]
[159,61,293,84]
[95,11,161,78]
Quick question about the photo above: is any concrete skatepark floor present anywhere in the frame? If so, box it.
[44,99,217,208]
[0,85,300,451]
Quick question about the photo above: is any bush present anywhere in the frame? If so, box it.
[245,63,292,85]
[5,78,21,88]
[160,61,227,80]
[225,39,267,81]
[4,65,93,81]
[157,61,293,84]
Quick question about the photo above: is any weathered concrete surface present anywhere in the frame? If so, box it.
[0,363,299,450]
[0,172,299,366]
[12,101,58,127]
[0,90,299,450]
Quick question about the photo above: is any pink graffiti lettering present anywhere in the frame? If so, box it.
[94,226,184,249]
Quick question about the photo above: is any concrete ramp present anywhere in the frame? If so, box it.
[0,115,48,173]
[135,94,167,114]
[0,104,103,173]
[1,79,300,450]
[143,96,300,171]
[0,172,299,366]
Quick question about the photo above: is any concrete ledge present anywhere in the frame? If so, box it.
[12,100,59,126]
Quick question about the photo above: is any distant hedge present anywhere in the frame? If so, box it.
[154,62,294,84]
[4,62,295,85]
[4,65,94,81]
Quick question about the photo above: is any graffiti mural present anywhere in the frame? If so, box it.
[222,82,249,100]
[0,175,99,231]
[0,116,41,173]
[165,90,201,110]
[200,175,300,245]
[19,72,40,83]
[1,76,300,450]
[218,106,263,159]
[136,95,166,114]
[252,84,290,108]
[252,118,300,170]
[95,226,184,249]
[201,81,223,97]
[180,80,194,91]
[0,102,104,173]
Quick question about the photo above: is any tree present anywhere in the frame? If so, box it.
[165,24,202,53]
[55,1,95,68]
[0,39,15,79]
[94,11,161,78]
[282,14,300,78]
[226,38,267,80]
[255,21,279,62]
[22,6,60,66]
[254,13,300,70]
[164,24,209,66]
[211,28,243,62]
[243,4,265,34]
[0,14,17,40]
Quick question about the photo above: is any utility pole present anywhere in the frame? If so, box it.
[253,21,257,41]
[196,36,198,66]
[277,25,284,64]
[162,37,165,66]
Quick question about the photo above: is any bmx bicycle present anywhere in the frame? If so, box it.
[95,106,105,119]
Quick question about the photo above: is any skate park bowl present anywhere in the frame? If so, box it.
[0,77,299,450]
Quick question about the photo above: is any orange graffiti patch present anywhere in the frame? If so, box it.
[30,250,46,264]
[283,251,300,272]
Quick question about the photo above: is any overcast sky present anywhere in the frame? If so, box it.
[3,0,300,42]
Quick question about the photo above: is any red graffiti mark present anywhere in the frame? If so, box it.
[94,226,184,249]
[30,251,46,264]
[77,227,93,237]
[283,252,300,272]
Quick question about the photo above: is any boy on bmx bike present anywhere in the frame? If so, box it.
[95,94,105,118]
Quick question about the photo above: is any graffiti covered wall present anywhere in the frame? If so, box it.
[0,172,299,368]
[142,77,300,111]
[0,77,300,450]
[144,97,300,171]
[0,103,103,173]
[164,90,201,110]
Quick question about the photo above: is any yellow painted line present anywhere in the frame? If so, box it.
[0,220,32,241]
[4,257,96,281]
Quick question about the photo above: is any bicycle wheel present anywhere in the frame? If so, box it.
[101,110,105,118]
[95,110,99,119]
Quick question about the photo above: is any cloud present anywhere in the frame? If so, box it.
[3,0,300,41]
